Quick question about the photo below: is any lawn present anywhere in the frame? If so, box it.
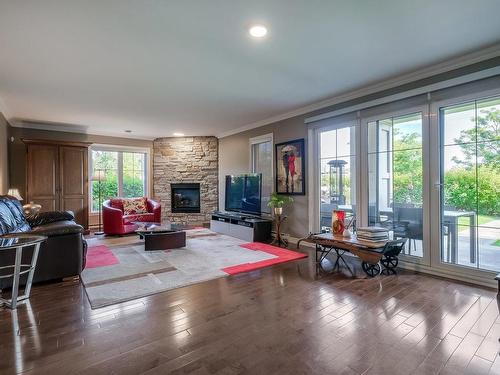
[458,215,498,227]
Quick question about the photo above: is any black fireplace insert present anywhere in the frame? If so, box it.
[171,183,201,213]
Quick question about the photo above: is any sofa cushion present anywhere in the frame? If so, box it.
[123,213,155,224]
[123,197,148,215]
[30,220,84,237]
[0,196,31,234]
[26,211,75,228]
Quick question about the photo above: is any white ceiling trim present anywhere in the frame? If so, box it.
[9,120,155,141]
[216,43,500,138]
[306,65,500,125]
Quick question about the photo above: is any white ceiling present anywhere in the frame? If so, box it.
[1,0,500,139]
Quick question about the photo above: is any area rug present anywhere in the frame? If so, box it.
[81,228,306,309]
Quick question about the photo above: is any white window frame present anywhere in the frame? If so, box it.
[429,86,500,284]
[249,133,274,172]
[89,144,151,213]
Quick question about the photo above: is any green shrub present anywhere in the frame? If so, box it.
[444,166,500,215]
[91,177,144,211]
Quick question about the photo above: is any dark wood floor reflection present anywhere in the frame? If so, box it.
[1,238,500,374]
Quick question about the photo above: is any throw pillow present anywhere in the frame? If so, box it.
[122,197,148,215]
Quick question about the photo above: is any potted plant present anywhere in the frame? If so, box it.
[267,193,294,216]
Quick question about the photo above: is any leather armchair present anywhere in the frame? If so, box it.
[0,196,86,288]
[102,198,161,235]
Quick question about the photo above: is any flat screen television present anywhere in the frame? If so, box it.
[225,174,262,216]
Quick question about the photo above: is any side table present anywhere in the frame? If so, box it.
[0,234,46,309]
[271,214,288,248]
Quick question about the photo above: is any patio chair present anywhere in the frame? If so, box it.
[393,206,423,254]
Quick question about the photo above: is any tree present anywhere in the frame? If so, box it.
[393,131,423,205]
[453,108,500,169]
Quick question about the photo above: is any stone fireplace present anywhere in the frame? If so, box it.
[153,136,218,225]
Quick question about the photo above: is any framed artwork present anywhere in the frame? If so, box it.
[275,138,305,195]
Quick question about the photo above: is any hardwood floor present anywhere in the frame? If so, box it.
[1,235,500,374]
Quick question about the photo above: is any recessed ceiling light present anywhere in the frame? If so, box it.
[124,130,132,133]
[173,132,185,137]
[249,25,267,38]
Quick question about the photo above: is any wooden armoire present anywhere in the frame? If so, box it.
[23,139,91,230]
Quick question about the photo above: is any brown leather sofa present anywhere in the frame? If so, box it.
[0,195,87,289]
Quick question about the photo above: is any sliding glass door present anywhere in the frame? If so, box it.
[311,83,500,282]
[364,108,429,264]
[438,96,500,272]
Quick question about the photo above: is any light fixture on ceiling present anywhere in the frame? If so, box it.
[173,132,185,137]
[124,130,132,133]
[249,24,267,38]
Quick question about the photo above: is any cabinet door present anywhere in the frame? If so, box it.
[27,144,59,211]
[59,146,88,228]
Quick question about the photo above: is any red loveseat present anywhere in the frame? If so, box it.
[102,198,161,235]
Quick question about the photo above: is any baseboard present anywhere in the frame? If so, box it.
[398,261,496,290]
[288,235,497,290]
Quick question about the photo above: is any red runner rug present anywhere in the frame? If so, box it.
[222,242,307,275]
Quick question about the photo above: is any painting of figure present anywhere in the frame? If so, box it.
[275,138,305,195]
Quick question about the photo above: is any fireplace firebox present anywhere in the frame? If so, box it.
[171,183,201,213]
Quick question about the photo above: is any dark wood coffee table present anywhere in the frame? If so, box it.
[135,223,186,251]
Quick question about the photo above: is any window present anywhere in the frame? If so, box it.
[90,147,148,212]
[250,134,273,214]
[367,112,424,257]
[440,96,500,271]
[319,125,356,232]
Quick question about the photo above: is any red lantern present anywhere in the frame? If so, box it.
[332,210,345,235]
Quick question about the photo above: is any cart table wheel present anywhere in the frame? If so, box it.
[362,262,381,277]
[381,255,398,274]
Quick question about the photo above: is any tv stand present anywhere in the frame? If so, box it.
[210,211,272,242]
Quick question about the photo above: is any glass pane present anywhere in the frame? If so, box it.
[319,126,356,232]
[337,127,355,157]
[477,140,500,230]
[478,227,500,272]
[367,112,423,258]
[439,99,500,271]
[393,149,423,206]
[476,97,500,143]
[123,172,144,198]
[92,150,118,171]
[122,152,146,198]
[442,101,476,146]
[441,223,476,265]
[368,119,393,153]
[367,121,378,154]
[91,150,118,212]
[393,113,422,151]
[320,129,337,159]
[123,152,134,171]
[393,206,423,257]
[442,144,477,212]
[251,141,272,213]
[368,152,393,223]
